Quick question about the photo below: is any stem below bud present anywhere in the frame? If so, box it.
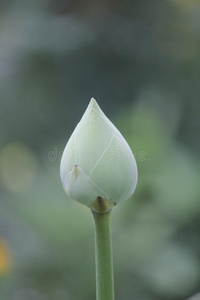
[92,209,114,300]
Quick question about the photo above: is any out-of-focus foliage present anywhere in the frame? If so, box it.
[0,0,200,299]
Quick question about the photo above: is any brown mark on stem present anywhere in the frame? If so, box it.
[97,196,105,213]
[90,196,116,213]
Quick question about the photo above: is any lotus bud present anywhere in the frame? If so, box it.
[60,98,137,213]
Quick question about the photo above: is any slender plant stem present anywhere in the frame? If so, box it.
[92,210,114,300]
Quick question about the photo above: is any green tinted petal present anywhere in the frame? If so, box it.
[73,109,116,175]
[63,165,108,206]
[60,132,76,183]
[89,135,137,203]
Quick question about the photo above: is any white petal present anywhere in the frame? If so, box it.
[73,108,117,175]
[63,165,108,206]
[89,135,137,203]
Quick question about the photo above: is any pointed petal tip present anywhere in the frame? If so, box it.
[89,97,98,108]
[86,97,103,114]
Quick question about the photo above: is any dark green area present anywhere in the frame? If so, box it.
[0,0,200,299]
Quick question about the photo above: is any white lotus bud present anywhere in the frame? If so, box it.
[60,98,137,213]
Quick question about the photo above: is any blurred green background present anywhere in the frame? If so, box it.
[0,0,200,299]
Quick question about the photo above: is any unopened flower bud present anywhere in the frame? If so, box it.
[60,98,137,212]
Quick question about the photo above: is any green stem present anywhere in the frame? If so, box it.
[92,210,114,300]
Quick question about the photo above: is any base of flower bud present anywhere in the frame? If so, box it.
[89,196,116,213]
